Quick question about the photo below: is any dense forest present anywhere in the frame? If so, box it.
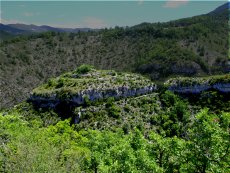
[0,7,229,108]
[0,65,229,172]
[0,109,229,172]
[0,2,229,173]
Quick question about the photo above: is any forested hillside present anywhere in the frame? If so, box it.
[1,65,229,172]
[0,7,229,109]
[0,2,229,172]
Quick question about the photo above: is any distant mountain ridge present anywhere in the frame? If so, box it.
[0,23,93,35]
[0,2,229,36]
[209,2,229,14]
[0,23,25,34]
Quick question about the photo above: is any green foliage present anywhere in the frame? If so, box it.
[0,114,89,172]
[1,10,228,108]
[152,91,190,137]
[75,64,94,74]
[72,91,193,137]
[8,102,61,127]
[137,39,208,77]
[80,128,163,172]
[160,90,178,107]
[1,109,229,172]
[32,68,155,100]
[148,132,187,172]
[104,97,121,118]
[165,74,230,88]
[107,104,121,119]
[0,8,229,171]
[84,95,91,106]
[198,91,230,113]
[186,109,230,172]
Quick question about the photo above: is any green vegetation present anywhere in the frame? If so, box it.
[0,31,15,42]
[75,64,94,74]
[32,65,155,99]
[0,8,229,108]
[1,108,229,172]
[0,4,229,173]
[165,74,230,87]
[164,75,230,113]
[1,67,229,172]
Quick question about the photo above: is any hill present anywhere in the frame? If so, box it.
[0,2,229,172]
[0,23,93,42]
[29,65,156,109]
[0,4,229,109]
[209,2,229,14]
[27,66,230,131]
[0,66,229,172]
[0,23,93,36]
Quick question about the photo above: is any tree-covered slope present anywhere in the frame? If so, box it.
[0,8,229,109]
[21,66,230,135]
[1,110,229,173]
[1,68,229,172]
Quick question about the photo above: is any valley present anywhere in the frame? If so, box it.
[0,2,229,173]
[0,4,229,109]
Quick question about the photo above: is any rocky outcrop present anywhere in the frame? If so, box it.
[165,74,230,94]
[168,84,211,94]
[167,82,230,94]
[213,83,230,93]
[29,85,157,109]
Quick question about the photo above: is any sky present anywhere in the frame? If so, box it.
[0,0,228,28]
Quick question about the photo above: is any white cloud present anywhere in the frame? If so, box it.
[163,0,189,8]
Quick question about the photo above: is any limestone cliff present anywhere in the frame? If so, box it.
[165,75,230,94]
[29,66,157,108]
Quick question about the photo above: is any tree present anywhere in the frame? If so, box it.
[186,109,230,173]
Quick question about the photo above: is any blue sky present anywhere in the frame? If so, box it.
[0,1,227,28]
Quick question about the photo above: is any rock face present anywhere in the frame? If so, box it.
[29,67,157,109]
[29,85,157,109]
[213,83,230,93]
[168,83,230,94]
[166,75,230,94]
[168,84,211,94]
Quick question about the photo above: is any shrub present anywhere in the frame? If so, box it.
[108,105,121,119]
[75,64,94,74]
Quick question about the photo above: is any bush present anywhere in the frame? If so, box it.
[108,105,121,118]
[75,64,94,74]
